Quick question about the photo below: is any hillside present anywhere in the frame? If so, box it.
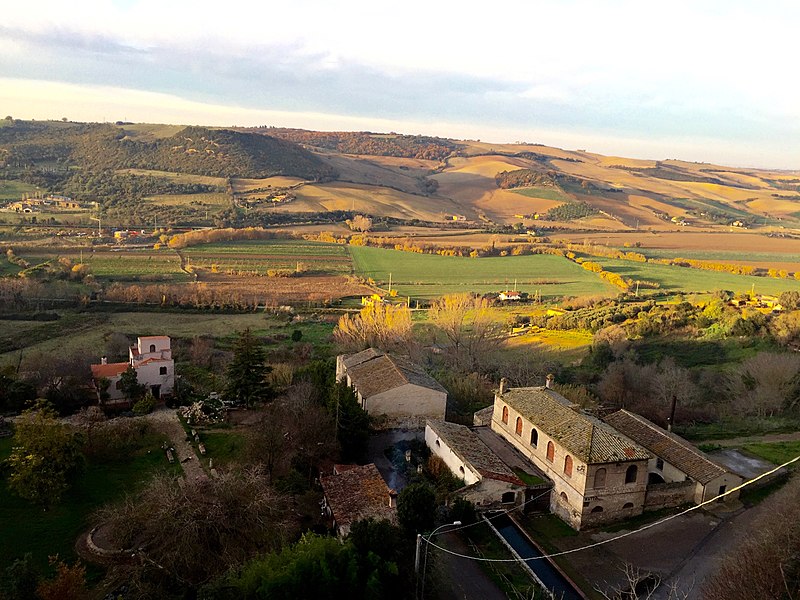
[1,119,799,235]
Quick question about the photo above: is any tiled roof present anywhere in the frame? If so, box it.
[427,420,524,485]
[342,350,447,398]
[90,362,129,379]
[604,410,731,484]
[500,387,650,464]
[320,463,396,529]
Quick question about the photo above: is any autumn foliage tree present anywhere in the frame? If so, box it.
[430,293,502,371]
[334,302,413,352]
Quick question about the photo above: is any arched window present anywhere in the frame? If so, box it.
[564,455,573,477]
[591,505,604,513]
[530,428,538,448]
[149,344,156,353]
[515,417,523,436]
[625,465,638,484]
[502,406,509,425]
[594,468,607,488]
[546,441,555,463]
[623,502,634,509]
[559,491,568,503]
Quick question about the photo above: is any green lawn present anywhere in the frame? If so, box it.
[742,441,800,466]
[589,256,800,295]
[0,432,181,571]
[636,247,800,268]
[349,246,616,300]
[201,431,247,467]
[0,179,40,201]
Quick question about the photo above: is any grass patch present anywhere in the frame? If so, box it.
[0,430,180,571]
[676,416,800,441]
[739,472,789,507]
[349,246,616,300]
[200,431,247,467]
[742,441,800,466]
[512,468,546,486]
[0,179,40,201]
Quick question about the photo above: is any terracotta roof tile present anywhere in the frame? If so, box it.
[90,362,129,379]
[501,387,650,464]
[320,463,397,530]
[604,410,730,484]
[342,350,446,398]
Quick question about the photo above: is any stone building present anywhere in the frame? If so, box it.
[425,419,535,509]
[90,336,175,403]
[490,382,651,529]
[604,410,743,505]
[336,348,447,427]
[320,463,397,538]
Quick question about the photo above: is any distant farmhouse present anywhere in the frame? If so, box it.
[7,195,84,213]
[90,336,175,403]
[336,348,447,427]
[427,378,743,530]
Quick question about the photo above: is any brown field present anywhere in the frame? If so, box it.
[267,181,457,221]
[314,153,435,196]
[191,273,372,303]
[117,169,228,187]
[232,176,306,192]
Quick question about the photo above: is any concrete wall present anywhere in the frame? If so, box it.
[364,383,447,421]
[698,472,743,503]
[137,336,171,357]
[457,478,525,510]
[425,425,481,485]
[136,360,175,397]
[646,457,687,484]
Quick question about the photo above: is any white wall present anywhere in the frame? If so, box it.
[425,425,481,485]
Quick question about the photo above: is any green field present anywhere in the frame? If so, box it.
[348,246,616,300]
[743,441,800,466]
[14,249,191,282]
[591,257,800,295]
[184,239,353,275]
[0,179,40,201]
[144,192,230,208]
[512,186,571,202]
[0,311,333,362]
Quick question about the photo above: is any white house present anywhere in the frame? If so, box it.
[91,336,175,403]
[336,348,447,427]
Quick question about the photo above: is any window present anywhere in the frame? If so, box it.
[159,366,167,375]
[559,491,568,503]
[564,455,573,477]
[115,380,122,390]
[515,417,523,436]
[501,492,515,504]
[435,439,440,447]
[656,458,664,470]
[718,485,727,497]
[625,465,638,484]
[623,502,634,509]
[591,506,604,513]
[530,428,538,447]
[594,468,607,488]
[502,405,509,425]
[459,466,465,475]
[149,344,156,353]
[546,441,555,463]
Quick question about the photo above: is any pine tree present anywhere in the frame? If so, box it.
[222,328,272,407]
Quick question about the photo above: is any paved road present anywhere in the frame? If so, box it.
[430,531,508,600]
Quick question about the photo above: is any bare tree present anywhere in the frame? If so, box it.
[430,293,503,371]
[597,564,691,600]
[725,352,800,417]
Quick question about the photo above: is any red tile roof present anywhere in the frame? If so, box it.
[320,463,396,530]
[90,362,129,379]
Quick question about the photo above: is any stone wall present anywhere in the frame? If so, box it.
[644,480,695,511]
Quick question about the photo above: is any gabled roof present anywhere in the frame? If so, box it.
[341,349,447,399]
[90,362,129,379]
[604,410,733,484]
[500,387,650,464]
[320,463,396,529]
[427,420,524,485]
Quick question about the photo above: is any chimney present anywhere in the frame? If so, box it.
[499,377,508,395]
[388,490,398,509]
[545,374,554,389]
[101,356,107,365]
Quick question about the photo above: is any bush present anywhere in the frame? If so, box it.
[132,393,156,416]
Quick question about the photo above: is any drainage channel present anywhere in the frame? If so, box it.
[484,512,585,600]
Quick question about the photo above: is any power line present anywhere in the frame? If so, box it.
[425,453,800,563]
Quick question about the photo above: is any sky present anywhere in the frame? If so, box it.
[1,0,798,169]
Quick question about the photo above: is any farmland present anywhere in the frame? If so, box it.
[348,246,616,300]
[0,179,39,201]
